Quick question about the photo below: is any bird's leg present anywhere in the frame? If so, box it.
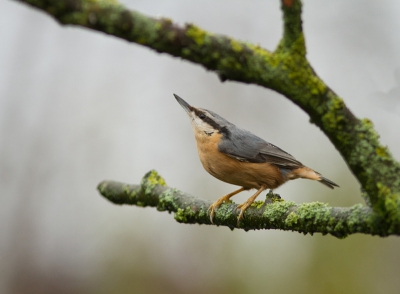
[236,185,267,225]
[208,187,246,224]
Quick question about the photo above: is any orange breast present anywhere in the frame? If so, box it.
[195,132,286,190]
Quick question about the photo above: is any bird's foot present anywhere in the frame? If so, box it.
[208,195,232,224]
[235,200,253,226]
[235,186,266,225]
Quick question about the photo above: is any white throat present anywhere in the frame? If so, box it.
[190,115,215,135]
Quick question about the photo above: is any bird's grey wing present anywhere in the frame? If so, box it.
[257,145,303,168]
[218,128,303,168]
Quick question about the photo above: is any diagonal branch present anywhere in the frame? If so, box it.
[15,0,400,231]
[98,171,397,238]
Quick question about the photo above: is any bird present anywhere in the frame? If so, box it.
[174,94,339,224]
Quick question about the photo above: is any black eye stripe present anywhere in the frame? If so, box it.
[193,108,230,137]
[193,109,206,120]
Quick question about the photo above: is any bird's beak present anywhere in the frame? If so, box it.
[174,94,192,115]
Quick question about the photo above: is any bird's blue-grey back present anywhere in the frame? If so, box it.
[218,124,303,168]
[203,106,303,169]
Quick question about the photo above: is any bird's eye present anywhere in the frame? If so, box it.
[199,113,206,119]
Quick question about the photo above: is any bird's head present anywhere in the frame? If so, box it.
[174,94,231,138]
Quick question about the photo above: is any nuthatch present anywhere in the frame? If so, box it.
[174,94,339,223]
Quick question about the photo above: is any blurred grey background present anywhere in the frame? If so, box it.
[1,0,400,293]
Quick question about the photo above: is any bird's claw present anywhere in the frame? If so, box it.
[208,194,236,224]
[210,204,245,226]
[210,202,248,226]
[208,205,216,224]
[235,205,246,226]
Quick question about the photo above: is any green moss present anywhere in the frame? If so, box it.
[197,206,208,219]
[147,171,166,186]
[296,202,330,221]
[265,190,284,202]
[333,220,345,233]
[186,24,207,46]
[265,195,284,203]
[230,39,243,53]
[213,202,236,222]
[141,170,166,195]
[376,146,389,159]
[375,183,400,232]
[174,205,197,223]
[285,211,299,226]
[377,182,391,198]
[251,201,265,209]
[211,51,220,59]
[289,202,334,235]
[289,33,306,57]
[384,194,400,233]
[273,34,327,99]
[320,98,346,132]
[174,208,187,222]
[136,37,146,44]
[263,201,295,222]
[308,75,327,96]
[345,204,364,228]
[157,188,177,212]
[127,186,138,201]
[182,48,191,56]
[247,43,273,64]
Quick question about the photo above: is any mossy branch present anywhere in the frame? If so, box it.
[15,0,400,232]
[98,171,399,238]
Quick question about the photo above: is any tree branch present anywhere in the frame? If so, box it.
[98,171,397,238]
[15,0,400,234]
[281,0,303,50]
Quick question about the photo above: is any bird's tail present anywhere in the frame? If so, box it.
[318,176,339,189]
[289,167,339,189]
